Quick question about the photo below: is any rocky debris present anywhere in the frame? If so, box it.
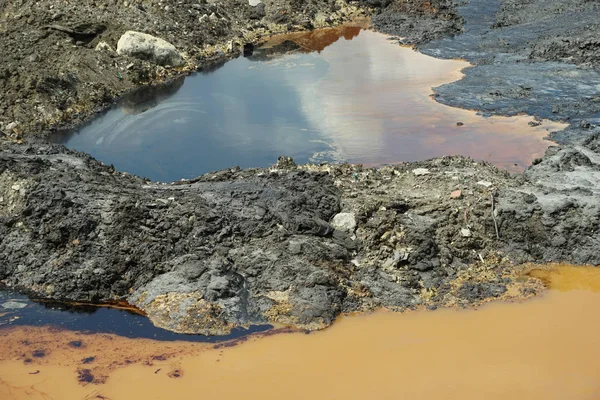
[117,31,185,67]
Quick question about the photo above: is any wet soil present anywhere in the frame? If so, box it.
[1,0,600,334]
[1,265,599,399]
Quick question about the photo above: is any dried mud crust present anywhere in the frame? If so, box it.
[0,140,589,335]
[0,0,369,136]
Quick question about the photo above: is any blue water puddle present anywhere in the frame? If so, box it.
[0,286,270,342]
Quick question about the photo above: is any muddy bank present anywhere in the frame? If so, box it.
[0,137,582,334]
[1,0,600,334]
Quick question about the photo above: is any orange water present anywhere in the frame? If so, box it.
[1,266,600,399]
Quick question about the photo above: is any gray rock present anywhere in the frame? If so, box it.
[331,212,356,233]
[412,168,430,176]
[117,31,185,67]
[5,122,18,132]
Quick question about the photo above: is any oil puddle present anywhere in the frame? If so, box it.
[50,26,566,182]
[2,265,600,399]
[0,286,269,342]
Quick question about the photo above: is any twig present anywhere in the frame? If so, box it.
[490,191,500,240]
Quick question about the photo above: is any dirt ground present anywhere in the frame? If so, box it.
[1,0,599,334]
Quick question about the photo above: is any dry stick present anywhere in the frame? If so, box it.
[490,191,500,240]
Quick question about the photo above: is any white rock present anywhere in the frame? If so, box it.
[117,31,185,67]
[461,228,472,238]
[95,41,114,52]
[331,212,357,233]
[11,184,21,191]
[477,181,493,188]
[5,122,18,132]
[412,168,430,176]
[249,0,263,5]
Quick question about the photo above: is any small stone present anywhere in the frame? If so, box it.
[412,168,430,176]
[95,41,114,52]
[450,190,462,199]
[331,212,357,233]
[199,14,209,23]
[461,228,472,238]
[456,122,464,126]
[126,63,135,70]
[1,301,27,310]
[477,181,493,188]
[5,122,18,132]
[11,184,21,191]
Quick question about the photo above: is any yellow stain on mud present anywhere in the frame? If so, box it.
[1,265,600,400]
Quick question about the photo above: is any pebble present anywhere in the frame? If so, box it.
[412,168,430,176]
[461,228,472,238]
[331,212,357,233]
[5,121,18,132]
[450,190,462,199]
[11,184,21,191]
[477,181,493,188]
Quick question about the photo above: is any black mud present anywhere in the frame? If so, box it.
[1,0,599,334]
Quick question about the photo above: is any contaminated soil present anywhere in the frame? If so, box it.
[1,0,599,334]
[1,265,600,399]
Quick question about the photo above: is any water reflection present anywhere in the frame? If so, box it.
[51,26,566,182]
[0,287,269,342]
